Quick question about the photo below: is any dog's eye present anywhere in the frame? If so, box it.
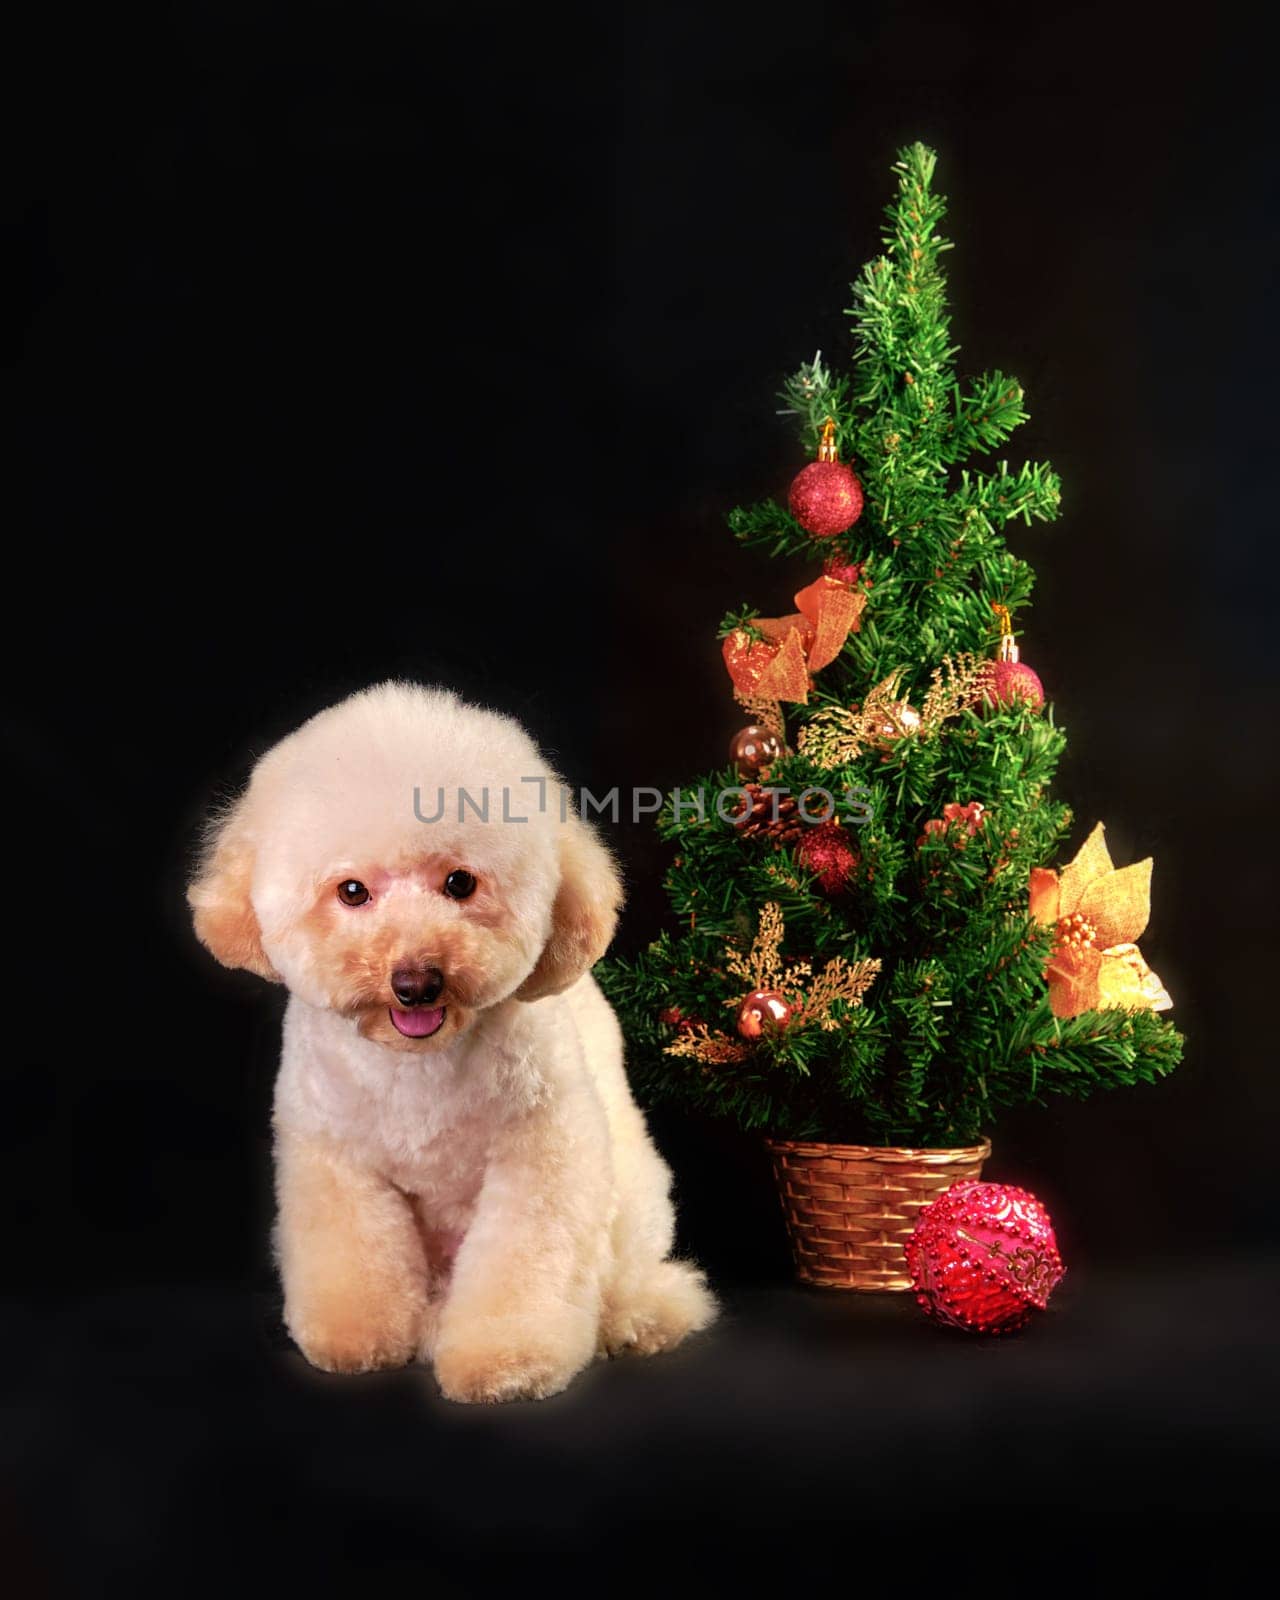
[337,880,370,906]
[443,869,477,900]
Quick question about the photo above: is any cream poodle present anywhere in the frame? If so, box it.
[188,682,715,1402]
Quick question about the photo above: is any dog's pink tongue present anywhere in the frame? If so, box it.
[389,1005,446,1038]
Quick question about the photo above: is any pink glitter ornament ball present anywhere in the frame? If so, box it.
[986,657,1045,709]
[905,1181,1065,1334]
[984,603,1044,709]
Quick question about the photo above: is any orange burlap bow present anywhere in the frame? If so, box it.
[722,575,866,704]
[1029,822,1172,1019]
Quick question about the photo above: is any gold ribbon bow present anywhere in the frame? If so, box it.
[722,575,866,704]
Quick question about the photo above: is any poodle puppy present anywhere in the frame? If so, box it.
[188,682,715,1402]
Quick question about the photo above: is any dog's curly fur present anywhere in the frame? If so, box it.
[188,682,715,1402]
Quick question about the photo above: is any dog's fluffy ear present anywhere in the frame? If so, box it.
[516,815,623,1002]
[187,794,280,982]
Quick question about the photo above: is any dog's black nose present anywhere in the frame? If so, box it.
[391,966,444,1007]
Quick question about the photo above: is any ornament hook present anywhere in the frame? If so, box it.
[991,602,1019,663]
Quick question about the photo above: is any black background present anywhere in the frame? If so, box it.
[9,1,1279,1588]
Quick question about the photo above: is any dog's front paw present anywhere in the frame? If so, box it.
[433,1343,575,1404]
[433,1316,592,1404]
[287,1294,422,1376]
[602,1260,718,1358]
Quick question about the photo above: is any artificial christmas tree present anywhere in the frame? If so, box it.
[598,144,1184,1291]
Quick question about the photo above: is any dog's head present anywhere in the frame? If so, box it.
[187,683,622,1051]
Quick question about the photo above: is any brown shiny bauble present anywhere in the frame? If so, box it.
[730,724,784,777]
[735,989,794,1040]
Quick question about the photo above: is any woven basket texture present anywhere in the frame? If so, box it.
[767,1137,992,1291]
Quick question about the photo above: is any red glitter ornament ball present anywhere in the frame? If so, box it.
[795,820,860,896]
[986,658,1044,709]
[905,1181,1064,1334]
[788,460,864,539]
[822,554,864,588]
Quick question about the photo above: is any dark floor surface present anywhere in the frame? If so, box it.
[5,1260,1275,1593]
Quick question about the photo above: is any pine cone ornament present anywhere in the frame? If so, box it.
[733,783,803,844]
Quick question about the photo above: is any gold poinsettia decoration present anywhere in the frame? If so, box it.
[1029,823,1172,1019]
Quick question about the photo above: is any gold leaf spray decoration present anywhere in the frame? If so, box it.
[664,902,882,1064]
[734,693,787,743]
[797,652,991,770]
[724,900,811,992]
[796,669,908,767]
[919,651,994,729]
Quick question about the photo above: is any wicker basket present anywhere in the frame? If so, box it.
[766,1136,992,1291]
